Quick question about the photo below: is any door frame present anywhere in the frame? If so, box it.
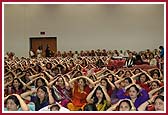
[29,37,57,57]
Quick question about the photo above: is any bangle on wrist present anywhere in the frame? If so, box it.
[147,100,151,104]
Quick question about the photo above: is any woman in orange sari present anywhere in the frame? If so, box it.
[67,76,93,111]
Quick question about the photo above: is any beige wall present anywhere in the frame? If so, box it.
[4,4,164,57]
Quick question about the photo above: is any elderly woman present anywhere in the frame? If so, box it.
[4,94,29,111]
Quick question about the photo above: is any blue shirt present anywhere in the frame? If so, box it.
[160,48,164,58]
[116,88,149,109]
[31,95,49,111]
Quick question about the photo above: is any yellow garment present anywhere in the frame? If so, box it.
[67,102,81,111]
[96,100,108,111]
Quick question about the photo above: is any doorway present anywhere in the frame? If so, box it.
[29,37,57,57]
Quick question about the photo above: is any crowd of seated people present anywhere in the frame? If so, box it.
[4,47,164,111]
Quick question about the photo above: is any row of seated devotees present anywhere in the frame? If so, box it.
[29,48,161,59]
[4,55,164,111]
